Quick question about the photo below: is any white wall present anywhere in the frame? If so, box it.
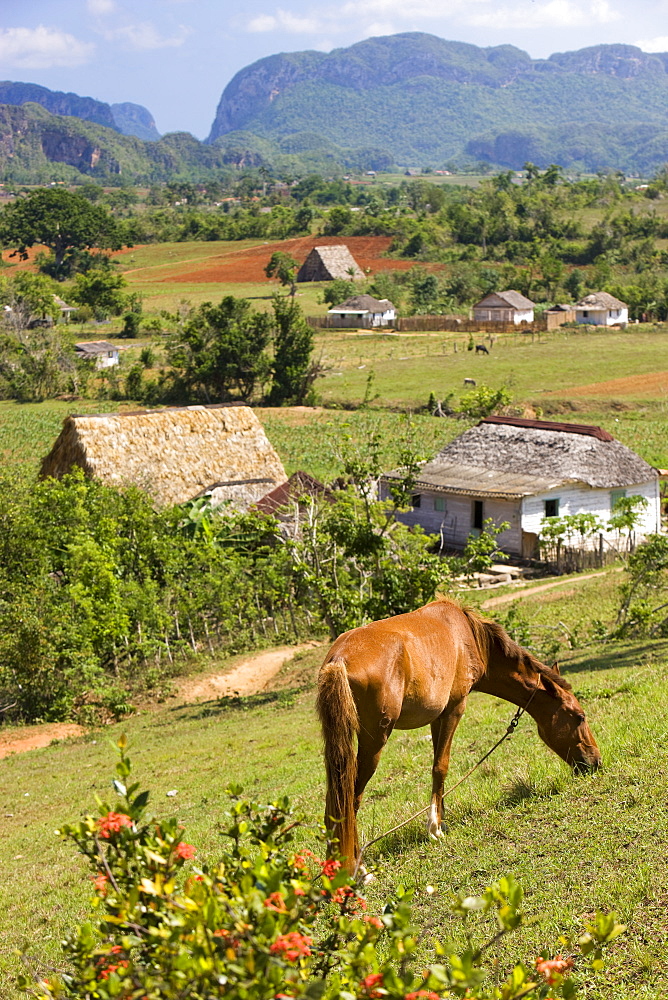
[379,483,523,552]
[575,307,629,327]
[521,480,660,546]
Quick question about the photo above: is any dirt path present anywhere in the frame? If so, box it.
[0,723,83,760]
[1,642,322,761]
[172,641,323,703]
[481,567,621,609]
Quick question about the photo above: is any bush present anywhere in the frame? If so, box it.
[19,739,625,999]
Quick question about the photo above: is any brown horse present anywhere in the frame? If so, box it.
[316,598,600,870]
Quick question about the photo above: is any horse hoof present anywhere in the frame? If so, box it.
[357,865,376,886]
[425,819,444,840]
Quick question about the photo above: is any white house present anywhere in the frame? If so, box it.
[472,290,535,325]
[327,294,396,329]
[574,292,628,327]
[381,416,660,559]
[74,340,120,369]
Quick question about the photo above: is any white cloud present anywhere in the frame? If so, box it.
[0,25,94,69]
[468,0,620,29]
[101,21,192,49]
[247,8,323,33]
[87,0,116,14]
[636,35,668,52]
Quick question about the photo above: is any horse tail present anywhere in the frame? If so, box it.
[316,657,359,870]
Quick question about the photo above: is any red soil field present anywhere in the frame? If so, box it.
[160,236,440,284]
[548,371,668,398]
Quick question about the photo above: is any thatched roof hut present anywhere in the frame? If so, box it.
[390,416,655,498]
[297,245,364,282]
[40,404,286,508]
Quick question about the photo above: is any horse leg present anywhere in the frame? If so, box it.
[426,700,467,839]
[354,723,393,857]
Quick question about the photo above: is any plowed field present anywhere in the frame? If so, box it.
[158,235,436,284]
[548,370,668,398]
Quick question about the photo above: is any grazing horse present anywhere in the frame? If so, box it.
[316,599,600,870]
[475,343,490,354]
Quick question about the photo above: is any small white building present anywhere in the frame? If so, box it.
[574,292,628,327]
[472,290,535,325]
[381,416,660,559]
[327,294,395,329]
[74,340,120,369]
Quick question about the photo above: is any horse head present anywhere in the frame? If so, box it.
[533,666,601,773]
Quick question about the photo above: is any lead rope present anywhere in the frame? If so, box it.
[352,685,539,879]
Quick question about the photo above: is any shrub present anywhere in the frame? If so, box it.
[19,739,624,1000]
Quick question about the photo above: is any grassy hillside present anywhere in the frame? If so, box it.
[2,587,668,998]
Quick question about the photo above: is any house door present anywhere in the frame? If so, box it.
[521,531,538,559]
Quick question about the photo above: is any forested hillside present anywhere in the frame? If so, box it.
[208,34,668,172]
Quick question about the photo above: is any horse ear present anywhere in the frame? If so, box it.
[541,674,560,698]
[551,662,561,675]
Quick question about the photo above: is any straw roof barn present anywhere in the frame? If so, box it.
[297,245,365,282]
[40,404,286,508]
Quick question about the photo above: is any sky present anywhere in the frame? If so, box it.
[1,0,667,140]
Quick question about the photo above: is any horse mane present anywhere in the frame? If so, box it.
[437,598,571,691]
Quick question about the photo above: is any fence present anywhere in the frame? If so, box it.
[306,314,551,334]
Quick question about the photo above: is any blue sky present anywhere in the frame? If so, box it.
[1,0,666,139]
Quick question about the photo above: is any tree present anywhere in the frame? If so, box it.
[70,270,128,320]
[0,272,59,332]
[269,295,315,405]
[265,251,299,297]
[321,277,355,307]
[168,296,272,402]
[0,188,125,278]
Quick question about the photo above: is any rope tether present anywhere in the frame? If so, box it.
[352,685,539,878]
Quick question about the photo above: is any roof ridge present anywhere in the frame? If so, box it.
[481,415,615,442]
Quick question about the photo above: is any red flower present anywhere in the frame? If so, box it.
[99,960,129,980]
[270,932,313,962]
[321,858,341,879]
[175,842,196,860]
[91,874,108,894]
[264,891,288,913]
[405,991,440,1000]
[363,915,383,929]
[535,956,574,985]
[97,812,132,839]
[361,972,384,996]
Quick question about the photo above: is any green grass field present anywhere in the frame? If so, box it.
[2,574,668,999]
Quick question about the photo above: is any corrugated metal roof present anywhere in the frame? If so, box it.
[383,461,566,499]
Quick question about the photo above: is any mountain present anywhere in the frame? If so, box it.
[0,81,159,142]
[111,102,160,141]
[207,34,668,172]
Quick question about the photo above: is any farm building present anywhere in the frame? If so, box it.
[472,290,535,324]
[380,416,660,559]
[327,294,396,328]
[74,341,120,368]
[297,245,365,282]
[574,292,628,326]
[40,404,286,508]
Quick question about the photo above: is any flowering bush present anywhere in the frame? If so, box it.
[19,737,624,1000]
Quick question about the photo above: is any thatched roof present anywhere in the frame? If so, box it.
[575,292,627,310]
[474,290,535,310]
[383,416,655,499]
[297,245,365,282]
[328,294,394,314]
[191,477,277,510]
[40,404,286,507]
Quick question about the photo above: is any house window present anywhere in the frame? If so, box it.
[411,494,421,508]
[472,500,484,531]
[610,488,626,510]
[544,498,560,518]
[583,310,589,317]
[434,496,446,512]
